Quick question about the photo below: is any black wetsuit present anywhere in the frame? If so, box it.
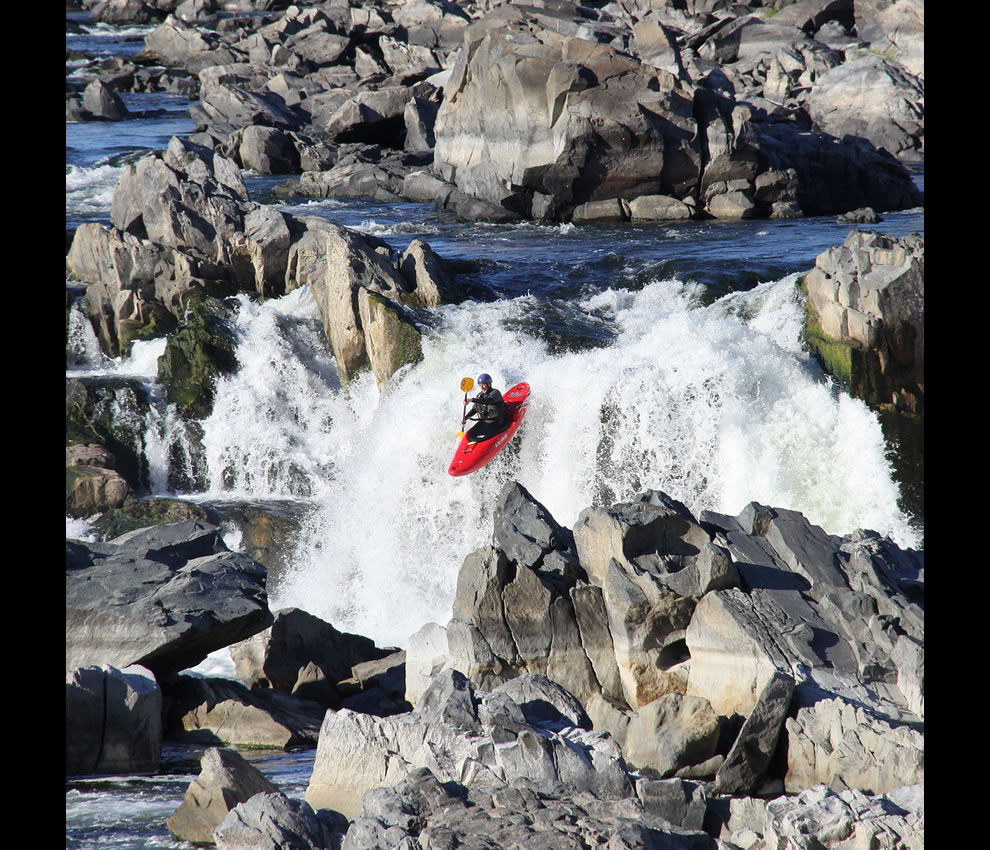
[465,388,508,441]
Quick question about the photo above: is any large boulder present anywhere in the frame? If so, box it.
[807,55,924,161]
[803,230,924,416]
[167,747,280,845]
[228,607,392,707]
[65,520,273,675]
[214,792,341,850]
[433,3,698,221]
[66,664,162,776]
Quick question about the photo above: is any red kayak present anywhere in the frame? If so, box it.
[448,382,531,477]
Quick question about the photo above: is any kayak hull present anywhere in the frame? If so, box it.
[448,382,530,477]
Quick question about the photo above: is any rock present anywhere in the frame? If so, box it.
[803,230,924,416]
[66,664,162,776]
[807,55,924,160]
[167,747,279,845]
[713,671,795,795]
[214,791,341,850]
[357,289,424,389]
[403,621,450,707]
[622,693,721,778]
[238,125,300,174]
[783,693,923,794]
[66,459,130,517]
[163,674,327,748]
[229,607,391,707]
[433,4,694,221]
[156,299,239,419]
[764,784,924,850]
[65,520,273,675]
[397,239,465,307]
[572,490,711,587]
[306,673,634,820]
[343,767,711,850]
[490,672,592,730]
[82,79,129,120]
[628,194,694,221]
[635,777,709,832]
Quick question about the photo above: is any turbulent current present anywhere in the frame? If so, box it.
[68,263,920,650]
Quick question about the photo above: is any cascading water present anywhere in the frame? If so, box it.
[185,271,918,649]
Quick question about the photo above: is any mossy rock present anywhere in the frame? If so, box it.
[802,287,883,406]
[119,300,179,358]
[66,377,154,491]
[157,296,239,419]
[88,496,210,541]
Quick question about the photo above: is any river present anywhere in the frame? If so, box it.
[65,11,924,849]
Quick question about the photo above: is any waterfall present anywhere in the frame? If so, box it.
[187,274,917,648]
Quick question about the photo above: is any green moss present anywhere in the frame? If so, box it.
[157,297,238,419]
[803,298,883,406]
[89,497,210,541]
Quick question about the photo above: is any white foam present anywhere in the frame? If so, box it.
[237,275,920,647]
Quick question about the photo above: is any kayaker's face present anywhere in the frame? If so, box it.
[480,382,491,391]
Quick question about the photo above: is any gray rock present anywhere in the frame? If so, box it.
[714,671,795,795]
[622,693,721,778]
[82,79,129,120]
[163,674,327,749]
[66,664,162,776]
[66,520,272,675]
[167,747,279,845]
[491,673,591,730]
[214,791,340,850]
[229,607,390,707]
[807,54,923,160]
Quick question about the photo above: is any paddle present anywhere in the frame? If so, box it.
[457,377,474,437]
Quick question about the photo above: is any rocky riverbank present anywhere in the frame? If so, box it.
[67,0,923,225]
[66,479,923,848]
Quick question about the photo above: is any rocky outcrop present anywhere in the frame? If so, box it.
[162,674,327,748]
[65,519,273,675]
[429,1,921,221]
[406,479,923,797]
[67,137,465,394]
[228,606,397,710]
[804,230,924,417]
[66,664,162,776]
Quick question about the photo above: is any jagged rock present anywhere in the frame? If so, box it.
[214,791,342,850]
[65,520,273,675]
[163,674,327,748]
[783,693,924,794]
[807,55,923,160]
[714,671,795,795]
[167,747,279,845]
[306,671,633,820]
[764,783,924,850]
[404,621,450,707]
[228,607,392,708]
[82,79,129,120]
[66,664,162,776]
[804,230,924,416]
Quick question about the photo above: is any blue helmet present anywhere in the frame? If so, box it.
[478,373,492,384]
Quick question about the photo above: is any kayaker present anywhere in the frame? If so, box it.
[462,373,507,436]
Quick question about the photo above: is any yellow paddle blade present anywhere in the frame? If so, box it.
[460,377,474,392]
